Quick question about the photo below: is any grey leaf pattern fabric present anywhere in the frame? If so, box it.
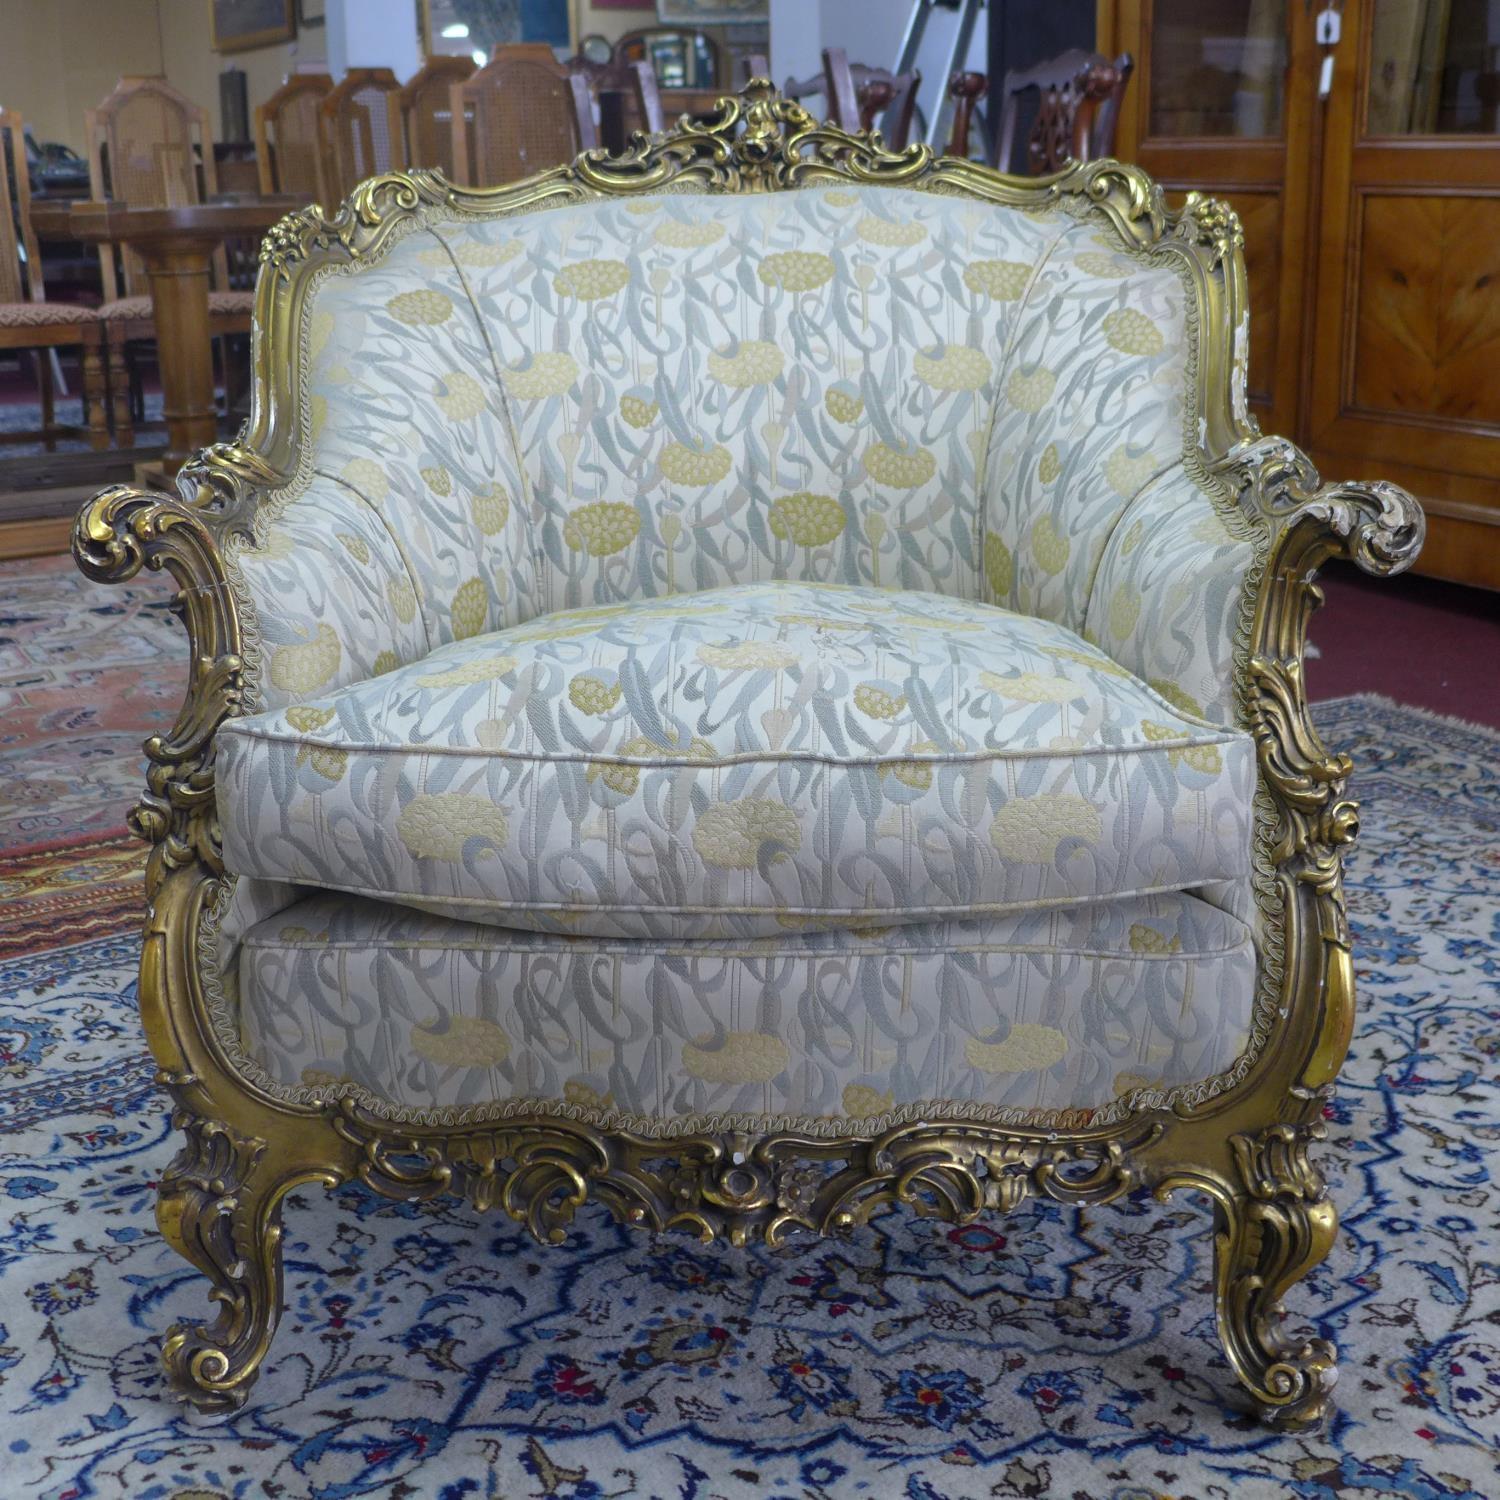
[203,175,1270,1121]
[238,888,1256,1119]
[232,185,1243,730]
[216,582,1253,940]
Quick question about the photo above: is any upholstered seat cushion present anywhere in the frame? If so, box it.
[235,887,1256,1119]
[99,290,253,320]
[217,582,1253,939]
[0,300,97,328]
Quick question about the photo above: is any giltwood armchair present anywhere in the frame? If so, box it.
[76,84,1423,1429]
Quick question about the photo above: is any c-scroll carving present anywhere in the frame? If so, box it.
[1216,438,1423,1093]
[332,1103,1158,1250]
[1159,1120,1339,1429]
[156,1111,343,1412]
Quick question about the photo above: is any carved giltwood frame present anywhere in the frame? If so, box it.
[73,83,1423,1426]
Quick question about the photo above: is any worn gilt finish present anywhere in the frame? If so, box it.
[73,83,1423,1428]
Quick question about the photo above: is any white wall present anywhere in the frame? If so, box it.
[327,0,422,80]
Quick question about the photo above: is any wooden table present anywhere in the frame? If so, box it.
[30,198,299,473]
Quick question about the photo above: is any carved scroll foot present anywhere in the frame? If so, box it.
[155,1110,334,1414]
[1202,1123,1340,1430]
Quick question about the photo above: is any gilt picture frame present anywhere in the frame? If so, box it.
[655,0,768,24]
[211,0,296,53]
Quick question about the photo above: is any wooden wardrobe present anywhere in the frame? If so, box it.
[1101,0,1500,589]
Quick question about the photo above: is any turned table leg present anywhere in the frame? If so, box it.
[140,243,220,472]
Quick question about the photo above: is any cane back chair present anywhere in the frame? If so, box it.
[86,75,252,445]
[0,108,107,449]
[451,46,597,186]
[391,55,476,178]
[75,83,1423,1430]
[254,73,334,201]
[319,67,405,203]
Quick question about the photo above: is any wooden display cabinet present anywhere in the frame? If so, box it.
[1101,0,1500,589]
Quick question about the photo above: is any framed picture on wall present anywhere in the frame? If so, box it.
[655,0,767,23]
[420,0,571,58]
[210,0,296,52]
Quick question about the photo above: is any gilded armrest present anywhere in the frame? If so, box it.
[1210,436,1422,1106]
[73,443,281,876]
[73,440,427,884]
[1213,434,1424,862]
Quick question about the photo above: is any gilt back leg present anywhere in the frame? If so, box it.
[155,1108,339,1414]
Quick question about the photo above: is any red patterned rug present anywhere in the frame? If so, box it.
[0,552,181,854]
[0,831,146,958]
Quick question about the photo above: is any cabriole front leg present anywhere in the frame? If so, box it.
[1165,1121,1339,1430]
[156,1110,339,1413]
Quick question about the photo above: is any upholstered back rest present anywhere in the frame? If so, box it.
[982,220,1190,626]
[247,183,1196,712]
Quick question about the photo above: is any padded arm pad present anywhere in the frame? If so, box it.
[1082,461,1259,727]
[231,473,433,714]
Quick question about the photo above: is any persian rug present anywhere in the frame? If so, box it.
[0,696,1496,1500]
[0,833,145,960]
[0,552,180,854]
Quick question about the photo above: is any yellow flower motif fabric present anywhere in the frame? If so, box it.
[237,886,1257,1116]
[241,183,1245,734]
[217,582,1252,941]
[201,176,1274,1131]
[553,258,630,300]
[1084,465,1258,726]
[982,218,1195,641]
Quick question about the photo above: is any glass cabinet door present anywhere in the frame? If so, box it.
[1367,0,1500,133]
[1148,0,1289,136]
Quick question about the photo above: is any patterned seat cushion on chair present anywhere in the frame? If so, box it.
[216,581,1254,940]
[99,290,253,320]
[0,300,97,327]
[236,886,1256,1118]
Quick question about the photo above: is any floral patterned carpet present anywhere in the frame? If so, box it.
[0,553,180,853]
[0,695,1496,1499]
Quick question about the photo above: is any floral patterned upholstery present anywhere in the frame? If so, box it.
[236,887,1256,1118]
[217,582,1254,940]
[99,291,254,320]
[233,185,1247,727]
[0,300,98,327]
[213,178,1267,1115]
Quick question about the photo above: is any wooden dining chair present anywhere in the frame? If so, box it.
[0,108,107,450]
[993,49,1134,174]
[255,72,333,200]
[785,48,920,149]
[391,55,475,176]
[86,75,251,446]
[945,71,989,160]
[572,57,665,150]
[450,47,596,187]
[320,67,405,201]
